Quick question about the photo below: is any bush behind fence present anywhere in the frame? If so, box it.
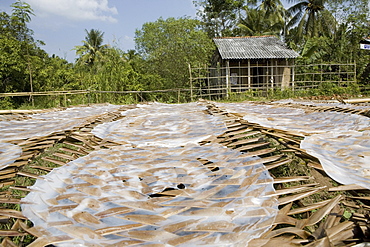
[189,63,359,99]
[1,62,369,109]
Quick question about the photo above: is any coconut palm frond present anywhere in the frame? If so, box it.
[74,29,107,66]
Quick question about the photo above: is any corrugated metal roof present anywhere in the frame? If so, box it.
[214,36,299,59]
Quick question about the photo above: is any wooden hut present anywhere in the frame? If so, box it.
[212,36,299,90]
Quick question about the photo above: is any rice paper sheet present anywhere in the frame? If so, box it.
[22,144,278,247]
[216,101,370,189]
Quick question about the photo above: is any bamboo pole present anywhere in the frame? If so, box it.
[226,60,230,99]
[207,65,211,100]
[0,110,45,114]
[188,64,193,100]
[292,60,295,91]
[248,59,251,91]
[27,62,34,107]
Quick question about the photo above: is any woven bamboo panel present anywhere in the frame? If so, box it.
[302,130,370,189]
[22,144,278,246]
[203,100,370,245]
[1,101,370,246]
[0,104,121,143]
[92,102,226,147]
[0,142,22,170]
[272,99,370,116]
[216,102,370,134]
[215,101,370,190]
[0,104,124,173]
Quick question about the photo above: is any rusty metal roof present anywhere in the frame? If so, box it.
[214,36,299,59]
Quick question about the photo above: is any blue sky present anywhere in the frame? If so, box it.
[0,0,197,62]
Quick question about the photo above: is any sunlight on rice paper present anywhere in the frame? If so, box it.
[0,104,121,142]
[92,102,227,147]
[22,144,278,246]
[301,131,370,190]
[0,142,22,170]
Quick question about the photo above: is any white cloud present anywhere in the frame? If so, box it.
[27,0,118,22]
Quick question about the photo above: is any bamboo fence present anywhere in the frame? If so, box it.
[189,63,357,99]
[0,89,193,107]
[0,63,359,106]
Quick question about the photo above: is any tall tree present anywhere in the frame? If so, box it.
[237,6,283,36]
[259,0,286,36]
[287,0,336,43]
[328,0,370,83]
[0,0,35,94]
[75,29,108,66]
[194,0,245,37]
[135,17,215,88]
[259,0,285,19]
[1,1,78,108]
[10,1,38,104]
[9,0,34,42]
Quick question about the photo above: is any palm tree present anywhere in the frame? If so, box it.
[287,0,336,42]
[259,0,285,21]
[259,0,287,37]
[123,49,142,71]
[75,29,108,66]
[238,6,283,36]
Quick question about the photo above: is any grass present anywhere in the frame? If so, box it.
[2,82,369,110]
[217,82,366,103]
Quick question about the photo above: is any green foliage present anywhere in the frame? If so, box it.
[1,0,369,109]
[285,0,369,85]
[71,28,169,104]
[0,36,27,93]
[193,0,245,37]
[343,210,352,220]
[0,1,83,108]
[237,6,283,36]
[74,29,108,66]
[0,1,35,91]
[286,0,336,48]
[97,48,142,91]
[0,98,15,109]
[0,1,36,106]
[135,17,215,89]
[9,0,34,42]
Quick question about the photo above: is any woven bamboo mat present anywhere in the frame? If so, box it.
[0,104,134,246]
[204,100,370,246]
[22,144,278,246]
[0,101,369,246]
[214,101,370,190]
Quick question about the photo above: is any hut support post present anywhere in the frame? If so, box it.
[248,59,251,91]
[207,66,211,100]
[271,60,274,89]
[292,60,295,91]
[275,60,278,88]
[226,60,230,98]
